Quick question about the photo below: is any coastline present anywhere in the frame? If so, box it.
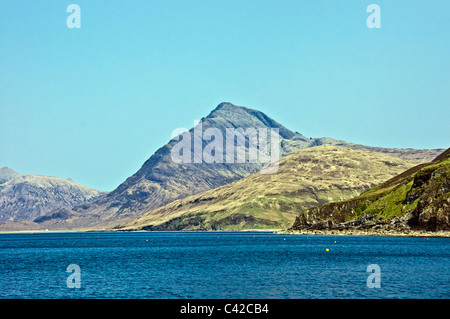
[1,227,450,238]
[0,228,284,234]
[277,228,450,238]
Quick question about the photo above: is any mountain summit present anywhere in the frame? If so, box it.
[33,102,444,230]
[0,167,20,184]
[206,102,306,142]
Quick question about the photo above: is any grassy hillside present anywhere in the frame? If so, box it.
[291,148,450,232]
[120,145,417,231]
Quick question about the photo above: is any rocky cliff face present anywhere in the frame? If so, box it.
[291,148,450,233]
[0,174,106,222]
[409,157,450,230]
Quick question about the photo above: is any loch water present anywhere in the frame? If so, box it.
[0,231,448,299]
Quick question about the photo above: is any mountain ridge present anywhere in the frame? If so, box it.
[0,172,106,222]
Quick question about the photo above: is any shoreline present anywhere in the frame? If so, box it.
[277,228,450,238]
[1,227,449,238]
[0,228,284,234]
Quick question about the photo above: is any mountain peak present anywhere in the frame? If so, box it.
[0,167,20,184]
[215,102,238,109]
[204,102,302,139]
[208,102,245,116]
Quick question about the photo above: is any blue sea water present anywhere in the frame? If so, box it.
[0,231,448,299]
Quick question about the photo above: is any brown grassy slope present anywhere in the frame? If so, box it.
[120,145,418,231]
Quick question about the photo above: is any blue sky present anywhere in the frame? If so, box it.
[1,0,449,191]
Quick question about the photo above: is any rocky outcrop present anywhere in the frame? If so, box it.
[410,163,450,230]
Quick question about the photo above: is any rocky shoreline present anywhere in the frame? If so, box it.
[276,228,450,238]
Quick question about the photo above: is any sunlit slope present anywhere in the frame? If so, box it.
[121,145,417,230]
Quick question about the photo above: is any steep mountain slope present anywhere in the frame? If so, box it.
[33,102,444,230]
[290,148,450,233]
[0,174,106,222]
[120,145,418,231]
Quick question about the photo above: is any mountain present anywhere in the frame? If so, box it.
[31,102,444,230]
[119,145,418,231]
[289,148,450,234]
[0,173,106,222]
[0,167,20,184]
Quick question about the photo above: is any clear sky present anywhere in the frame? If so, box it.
[1,1,449,191]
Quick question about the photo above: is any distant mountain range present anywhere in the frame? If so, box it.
[290,148,450,233]
[0,102,445,231]
[0,168,105,222]
[27,102,443,231]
